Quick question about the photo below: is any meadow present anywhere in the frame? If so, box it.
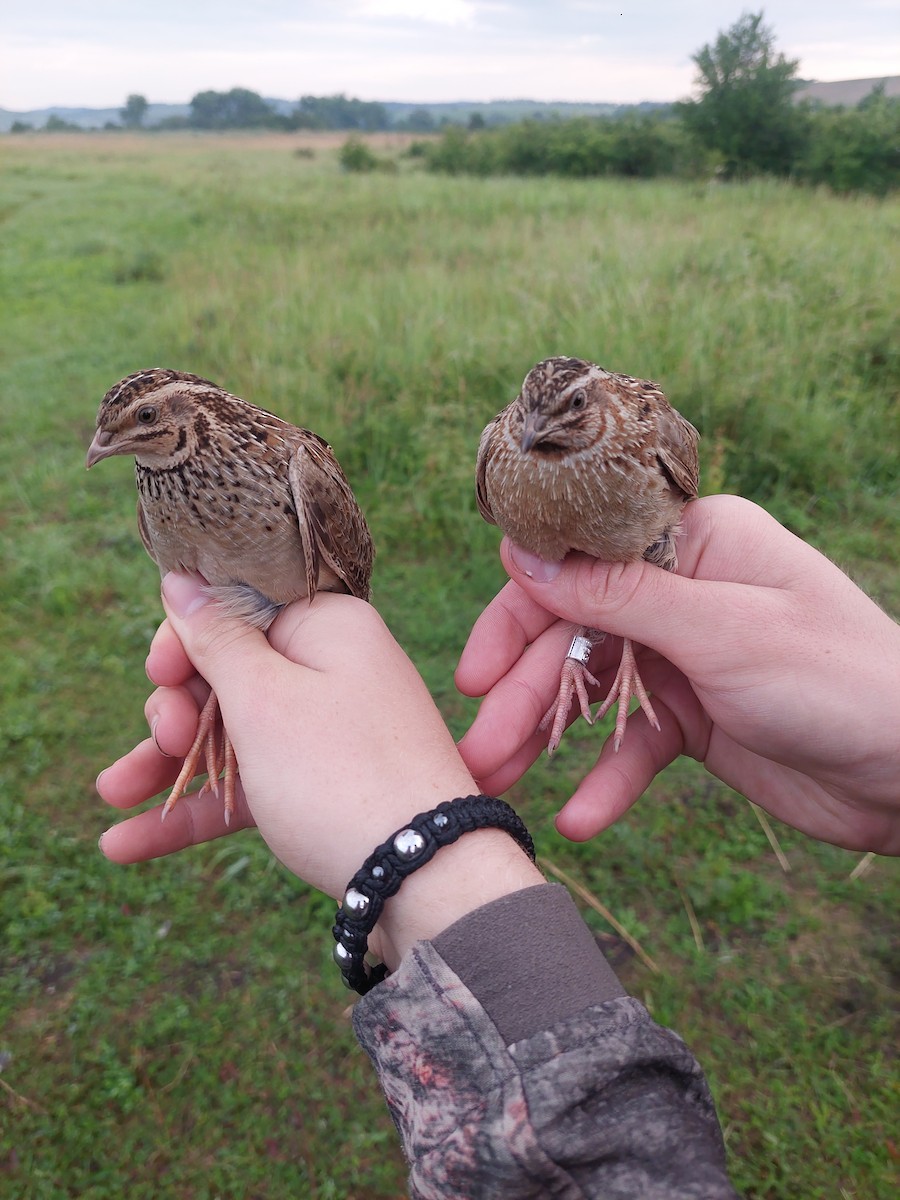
[1,131,897,1197]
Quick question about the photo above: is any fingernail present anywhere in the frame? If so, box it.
[150,714,174,758]
[508,543,562,582]
[162,572,209,618]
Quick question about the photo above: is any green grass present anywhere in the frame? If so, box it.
[1,132,898,1198]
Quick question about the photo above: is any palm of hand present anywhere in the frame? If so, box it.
[457,496,900,854]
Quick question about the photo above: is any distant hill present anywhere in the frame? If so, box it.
[382,99,667,123]
[0,102,191,132]
[3,78,896,133]
[793,76,899,105]
[0,96,663,134]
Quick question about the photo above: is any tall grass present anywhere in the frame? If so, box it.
[1,133,898,1197]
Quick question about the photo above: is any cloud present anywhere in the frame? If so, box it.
[1,1,897,110]
[352,0,477,24]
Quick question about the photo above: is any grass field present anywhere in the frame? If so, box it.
[1,131,898,1198]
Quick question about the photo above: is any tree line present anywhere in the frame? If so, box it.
[118,90,435,133]
[11,14,897,194]
[421,14,899,195]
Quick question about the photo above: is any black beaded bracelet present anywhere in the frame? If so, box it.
[332,795,536,995]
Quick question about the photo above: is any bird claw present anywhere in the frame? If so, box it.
[222,735,238,826]
[539,635,661,755]
[539,657,602,755]
[593,637,660,751]
[159,691,238,824]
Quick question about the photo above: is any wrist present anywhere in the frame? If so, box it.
[373,828,545,969]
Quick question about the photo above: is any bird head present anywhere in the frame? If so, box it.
[86,368,220,469]
[515,357,612,455]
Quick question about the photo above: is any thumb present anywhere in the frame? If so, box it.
[500,539,756,668]
[160,573,274,702]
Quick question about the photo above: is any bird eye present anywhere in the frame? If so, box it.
[137,405,158,425]
[570,389,587,409]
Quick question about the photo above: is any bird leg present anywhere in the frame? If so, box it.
[539,628,605,754]
[539,630,662,755]
[161,690,238,825]
[594,637,661,752]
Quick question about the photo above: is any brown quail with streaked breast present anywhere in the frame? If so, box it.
[476,356,699,753]
[87,368,374,822]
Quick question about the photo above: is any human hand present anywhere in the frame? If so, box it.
[97,576,543,965]
[456,496,900,854]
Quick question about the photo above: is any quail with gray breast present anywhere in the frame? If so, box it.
[87,368,374,822]
[476,356,699,753]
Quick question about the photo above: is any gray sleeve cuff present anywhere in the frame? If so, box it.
[431,882,626,1044]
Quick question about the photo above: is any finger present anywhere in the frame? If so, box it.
[500,536,792,678]
[144,684,209,759]
[457,622,580,778]
[455,579,560,697]
[459,624,673,783]
[146,618,195,687]
[268,591,376,670]
[500,496,841,672]
[160,574,286,723]
[555,701,687,841]
[99,782,255,864]
[466,731,549,796]
[473,676,693,815]
[97,738,186,809]
[454,497,753,702]
[659,495,822,586]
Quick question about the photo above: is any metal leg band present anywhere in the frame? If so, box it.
[566,634,593,665]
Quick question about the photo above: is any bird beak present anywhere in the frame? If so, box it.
[85,429,115,468]
[520,410,546,453]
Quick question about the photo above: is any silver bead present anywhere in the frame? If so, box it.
[372,865,385,879]
[393,828,426,860]
[343,887,370,917]
[433,813,449,829]
[333,941,352,967]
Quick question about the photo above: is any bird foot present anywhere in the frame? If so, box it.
[539,632,602,755]
[593,637,660,751]
[161,691,237,825]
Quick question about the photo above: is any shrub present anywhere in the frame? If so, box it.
[339,137,380,172]
[797,90,900,196]
[426,114,705,181]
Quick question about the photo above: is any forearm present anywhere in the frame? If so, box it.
[354,884,738,1199]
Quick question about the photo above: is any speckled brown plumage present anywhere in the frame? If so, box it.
[87,367,373,820]
[476,356,699,752]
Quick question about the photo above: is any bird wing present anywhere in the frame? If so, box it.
[288,436,374,602]
[655,407,700,501]
[136,499,158,564]
[474,418,500,526]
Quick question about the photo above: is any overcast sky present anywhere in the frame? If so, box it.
[3,1,898,111]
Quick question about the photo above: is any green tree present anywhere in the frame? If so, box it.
[43,114,80,132]
[678,11,804,177]
[120,94,148,129]
[189,88,279,130]
[402,107,436,132]
[797,88,900,195]
[291,94,388,130]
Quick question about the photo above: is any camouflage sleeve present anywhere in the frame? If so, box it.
[352,883,738,1199]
